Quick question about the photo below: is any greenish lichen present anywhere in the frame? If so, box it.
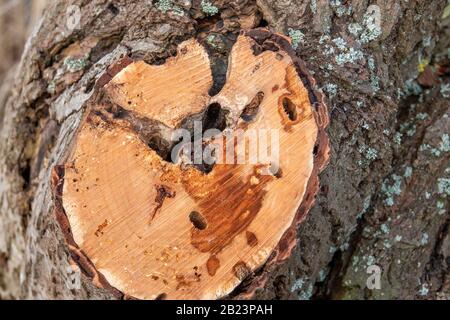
[383,239,392,249]
[171,6,185,16]
[336,47,364,65]
[323,46,335,55]
[422,36,431,47]
[382,174,403,206]
[406,125,416,137]
[47,81,56,94]
[156,0,173,13]
[357,196,371,219]
[367,56,380,92]
[437,178,450,196]
[366,255,376,266]
[440,134,450,152]
[418,283,429,296]
[368,56,375,71]
[201,0,219,16]
[420,233,429,246]
[324,83,338,98]
[440,83,450,98]
[358,145,378,166]
[348,23,363,37]
[288,28,305,50]
[400,120,417,137]
[64,56,87,73]
[330,0,352,17]
[310,0,317,14]
[340,242,349,251]
[370,74,380,92]
[205,34,218,49]
[420,134,450,157]
[332,37,347,50]
[360,8,382,44]
[318,269,327,282]
[416,112,428,121]
[352,255,360,268]
[156,0,184,15]
[404,166,413,178]
[291,278,304,292]
[405,79,423,96]
[443,2,450,19]
[298,284,314,300]
[366,147,378,161]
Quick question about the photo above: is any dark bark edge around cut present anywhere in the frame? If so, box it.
[50,28,330,300]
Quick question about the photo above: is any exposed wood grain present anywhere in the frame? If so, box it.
[53,30,329,300]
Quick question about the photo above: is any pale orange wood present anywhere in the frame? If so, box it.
[55,30,328,300]
[105,39,213,129]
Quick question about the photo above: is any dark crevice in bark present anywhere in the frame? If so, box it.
[424,216,450,292]
[90,33,125,64]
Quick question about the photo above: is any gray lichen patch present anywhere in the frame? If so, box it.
[437,178,450,196]
[156,0,173,13]
[358,144,378,167]
[287,28,304,50]
[200,0,218,16]
[63,56,88,73]
[155,0,186,16]
[420,133,450,157]
[359,10,382,44]
[381,174,403,206]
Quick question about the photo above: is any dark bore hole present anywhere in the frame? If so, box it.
[166,103,229,173]
[189,211,207,230]
[241,91,264,122]
[258,18,269,28]
[107,3,119,15]
[282,97,297,121]
[19,164,31,189]
[203,103,228,132]
[105,104,127,119]
[155,293,167,300]
[313,144,319,156]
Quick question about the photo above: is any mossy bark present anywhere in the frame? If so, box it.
[0,0,448,299]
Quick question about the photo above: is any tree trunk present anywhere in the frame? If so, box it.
[0,0,448,300]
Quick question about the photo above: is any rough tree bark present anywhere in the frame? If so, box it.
[0,0,448,300]
[0,0,47,82]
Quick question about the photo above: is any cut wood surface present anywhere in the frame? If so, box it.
[52,29,329,300]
